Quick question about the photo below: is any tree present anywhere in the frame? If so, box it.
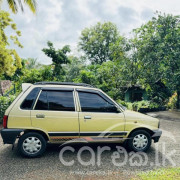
[19,65,54,84]
[74,64,99,86]
[74,61,129,100]
[1,0,37,14]
[0,11,22,77]
[42,41,71,81]
[65,56,85,82]
[3,59,26,81]
[39,65,54,81]
[132,13,180,108]
[79,22,122,64]
[5,58,44,82]
[96,61,124,99]
[25,58,42,69]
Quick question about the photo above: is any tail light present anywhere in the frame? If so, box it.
[3,115,8,128]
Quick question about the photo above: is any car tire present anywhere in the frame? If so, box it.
[18,132,47,158]
[127,130,151,152]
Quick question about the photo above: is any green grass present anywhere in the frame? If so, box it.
[134,168,180,180]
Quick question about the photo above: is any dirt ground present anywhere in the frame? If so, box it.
[146,110,180,121]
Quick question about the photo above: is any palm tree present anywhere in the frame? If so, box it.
[25,58,42,69]
[1,0,37,14]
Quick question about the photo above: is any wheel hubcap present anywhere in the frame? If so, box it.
[133,134,148,150]
[23,137,42,154]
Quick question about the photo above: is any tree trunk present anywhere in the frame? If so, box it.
[177,90,180,109]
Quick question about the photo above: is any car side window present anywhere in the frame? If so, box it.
[21,87,40,110]
[35,90,75,111]
[78,92,118,112]
[35,91,48,110]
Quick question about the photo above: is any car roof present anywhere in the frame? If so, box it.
[34,82,94,87]
[32,82,100,91]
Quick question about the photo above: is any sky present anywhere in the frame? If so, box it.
[2,0,180,64]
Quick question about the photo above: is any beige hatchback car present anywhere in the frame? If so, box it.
[1,82,162,157]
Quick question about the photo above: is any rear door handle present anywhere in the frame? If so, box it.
[84,116,91,120]
[36,114,45,118]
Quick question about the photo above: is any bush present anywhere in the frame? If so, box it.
[0,95,16,124]
[117,100,162,112]
[167,92,177,109]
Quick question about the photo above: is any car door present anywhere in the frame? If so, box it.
[31,88,79,140]
[77,89,126,138]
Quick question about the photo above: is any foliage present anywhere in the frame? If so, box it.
[74,60,131,100]
[132,100,159,111]
[145,80,172,105]
[0,11,22,77]
[0,95,16,124]
[132,12,180,108]
[20,68,44,83]
[16,65,54,85]
[25,58,42,70]
[2,0,37,14]
[39,65,54,81]
[134,167,180,180]
[3,59,26,81]
[78,21,140,99]
[65,56,85,82]
[42,41,71,81]
[3,58,41,82]
[96,61,125,99]
[73,68,98,86]
[73,62,117,99]
[1,13,180,110]
[79,22,122,64]
[117,100,161,111]
[167,92,177,109]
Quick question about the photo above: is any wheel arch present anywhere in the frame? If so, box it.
[127,127,154,138]
[23,129,49,141]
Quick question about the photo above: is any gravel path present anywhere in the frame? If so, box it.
[0,117,180,180]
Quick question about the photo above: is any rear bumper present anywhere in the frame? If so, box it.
[152,129,162,143]
[0,129,23,144]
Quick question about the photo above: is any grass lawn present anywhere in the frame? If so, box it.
[133,167,180,180]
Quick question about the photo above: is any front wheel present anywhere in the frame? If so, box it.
[18,132,47,157]
[127,130,151,152]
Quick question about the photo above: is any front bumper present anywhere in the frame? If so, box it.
[1,129,23,144]
[152,129,162,143]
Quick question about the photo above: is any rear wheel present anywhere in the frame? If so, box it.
[127,130,151,152]
[18,132,47,157]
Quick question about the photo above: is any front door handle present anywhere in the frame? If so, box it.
[84,116,91,120]
[36,114,45,118]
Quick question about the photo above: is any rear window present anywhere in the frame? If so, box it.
[20,88,40,110]
[35,90,75,111]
